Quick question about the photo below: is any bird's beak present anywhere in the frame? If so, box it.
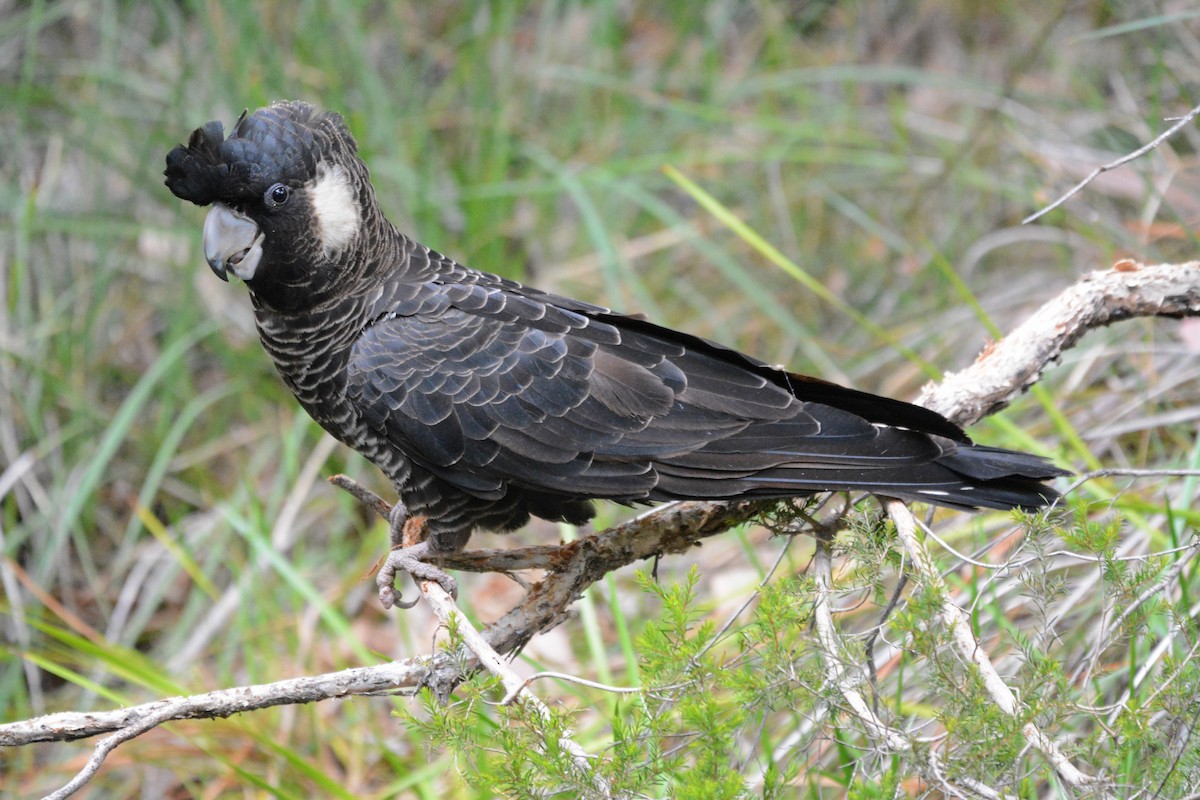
[202,203,264,282]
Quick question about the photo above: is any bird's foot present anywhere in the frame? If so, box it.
[327,477,460,608]
[377,512,459,609]
[376,541,460,609]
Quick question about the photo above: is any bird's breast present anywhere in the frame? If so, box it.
[253,299,373,442]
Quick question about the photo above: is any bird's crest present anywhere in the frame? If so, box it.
[164,101,352,207]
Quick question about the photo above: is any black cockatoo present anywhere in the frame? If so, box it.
[165,101,1064,606]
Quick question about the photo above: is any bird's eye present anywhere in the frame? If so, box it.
[264,183,290,208]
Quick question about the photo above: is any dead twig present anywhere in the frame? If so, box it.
[884,499,1106,794]
[1023,102,1200,224]
[410,567,613,797]
[0,659,430,747]
[918,260,1200,427]
[811,534,1015,800]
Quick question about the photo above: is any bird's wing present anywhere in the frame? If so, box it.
[345,278,970,504]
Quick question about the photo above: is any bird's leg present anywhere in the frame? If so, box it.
[377,505,460,609]
[324,478,462,609]
[386,499,410,548]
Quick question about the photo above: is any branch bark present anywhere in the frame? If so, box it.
[918,260,1200,427]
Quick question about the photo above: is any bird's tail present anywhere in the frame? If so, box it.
[913,444,1066,511]
[709,442,1067,513]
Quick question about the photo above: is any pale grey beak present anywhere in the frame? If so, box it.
[203,204,264,282]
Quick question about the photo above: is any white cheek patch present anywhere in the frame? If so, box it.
[308,163,359,258]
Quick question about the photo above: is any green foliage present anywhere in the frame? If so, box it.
[390,521,1200,795]
[400,567,822,798]
[1061,505,1124,554]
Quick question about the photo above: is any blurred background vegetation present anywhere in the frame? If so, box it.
[3,1,1200,797]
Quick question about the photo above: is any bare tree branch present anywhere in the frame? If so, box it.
[6,259,1200,797]
[918,260,1200,427]
[0,660,430,748]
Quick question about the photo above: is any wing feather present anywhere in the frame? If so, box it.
[346,277,1061,512]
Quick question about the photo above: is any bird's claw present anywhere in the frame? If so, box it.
[376,540,460,609]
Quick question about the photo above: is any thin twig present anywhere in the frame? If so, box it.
[411,574,612,797]
[914,514,1011,570]
[1063,467,1200,498]
[1023,101,1200,223]
[812,536,1013,800]
[43,704,190,800]
[496,672,643,706]
[884,499,1106,794]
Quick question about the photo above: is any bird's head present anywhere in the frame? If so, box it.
[165,101,373,310]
